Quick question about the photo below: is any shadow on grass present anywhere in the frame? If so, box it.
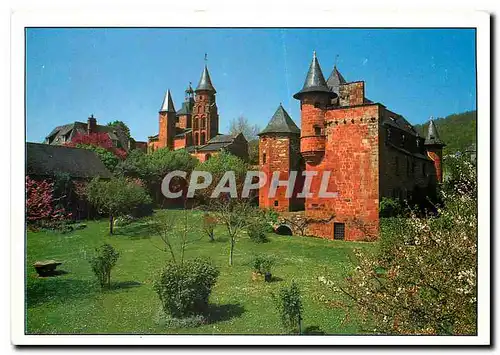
[268,276,284,283]
[205,303,245,324]
[115,223,155,239]
[208,237,228,243]
[36,269,69,277]
[26,278,97,308]
[109,280,142,290]
[303,325,326,335]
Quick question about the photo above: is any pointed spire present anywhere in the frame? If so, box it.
[293,51,335,100]
[424,117,445,146]
[258,104,300,136]
[327,65,347,93]
[159,89,175,113]
[196,57,216,93]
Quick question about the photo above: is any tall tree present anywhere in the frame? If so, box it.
[107,120,131,139]
[229,116,260,141]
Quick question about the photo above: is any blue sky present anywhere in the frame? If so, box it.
[26,28,476,143]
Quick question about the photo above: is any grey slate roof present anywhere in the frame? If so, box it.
[196,65,216,92]
[159,90,176,113]
[425,119,445,146]
[175,128,192,138]
[45,121,128,149]
[26,142,113,179]
[326,65,347,94]
[293,51,336,99]
[258,104,300,136]
[382,114,419,137]
[176,100,194,116]
[207,134,237,143]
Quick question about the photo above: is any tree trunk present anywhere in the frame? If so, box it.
[109,215,114,235]
[229,237,234,266]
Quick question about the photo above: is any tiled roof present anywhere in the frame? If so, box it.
[26,143,113,179]
[259,104,300,136]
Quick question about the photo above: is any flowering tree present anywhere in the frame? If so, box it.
[319,160,477,335]
[26,176,70,225]
[65,132,127,165]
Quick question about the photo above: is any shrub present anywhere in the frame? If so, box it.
[274,281,303,334]
[247,222,269,243]
[154,258,219,318]
[251,254,275,275]
[202,213,217,242]
[26,176,71,229]
[379,197,402,218]
[89,244,120,289]
[86,177,152,234]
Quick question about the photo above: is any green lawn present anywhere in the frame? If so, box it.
[26,210,376,334]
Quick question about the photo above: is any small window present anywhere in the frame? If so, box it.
[401,134,406,147]
[314,126,322,136]
[263,153,267,164]
[334,223,345,240]
[274,201,279,207]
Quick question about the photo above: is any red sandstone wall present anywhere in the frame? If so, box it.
[339,82,365,107]
[304,104,380,241]
[174,137,187,150]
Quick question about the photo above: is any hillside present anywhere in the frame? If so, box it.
[414,110,477,155]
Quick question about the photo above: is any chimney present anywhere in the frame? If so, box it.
[87,114,97,134]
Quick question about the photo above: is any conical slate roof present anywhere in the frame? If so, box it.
[326,65,347,94]
[293,51,336,100]
[159,89,176,113]
[258,104,300,136]
[424,119,445,146]
[196,65,216,92]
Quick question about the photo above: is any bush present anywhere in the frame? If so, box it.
[247,222,269,243]
[379,217,416,262]
[274,281,303,334]
[89,244,120,289]
[251,254,275,275]
[379,197,402,217]
[154,258,219,318]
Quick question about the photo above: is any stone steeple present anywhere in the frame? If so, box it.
[424,118,445,146]
[326,65,347,94]
[293,51,335,100]
[196,65,216,93]
[159,89,176,113]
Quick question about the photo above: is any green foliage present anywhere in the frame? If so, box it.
[149,148,198,183]
[251,254,275,274]
[196,151,248,179]
[414,110,476,155]
[89,244,120,289]
[114,149,150,179]
[107,120,131,139]
[247,139,259,165]
[442,154,477,198]
[379,197,403,218]
[86,177,152,234]
[274,281,303,334]
[247,222,269,243]
[77,144,120,171]
[153,258,219,318]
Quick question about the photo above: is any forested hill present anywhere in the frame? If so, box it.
[414,110,477,155]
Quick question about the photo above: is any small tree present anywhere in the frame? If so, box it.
[202,213,217,242]
[212,200,255,266]
[89,243,120,289]
[86,177,152,234]
[228,115,260,141]
[274,281,303,334]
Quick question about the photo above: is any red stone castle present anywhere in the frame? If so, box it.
[258,52,445,241]
[148,62,248,162]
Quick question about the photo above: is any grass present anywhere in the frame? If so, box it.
[26,209,376,335]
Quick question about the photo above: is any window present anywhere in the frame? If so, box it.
[401,134,406,147]
[406,158,410,177]
[422,162,427,177]
[200,132,206,145]
[274,201,279,207]
[263,153,267,164]
[314,125,322,136]
[395,157,399,176]
[334,223,345,240]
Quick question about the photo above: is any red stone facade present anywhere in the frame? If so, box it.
[259,56,443,241]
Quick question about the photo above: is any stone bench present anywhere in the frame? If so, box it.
[33,260,62,277]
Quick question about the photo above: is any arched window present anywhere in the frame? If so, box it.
[201,117,206,129]
[194,132,199,145]
[200,132,206,145]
